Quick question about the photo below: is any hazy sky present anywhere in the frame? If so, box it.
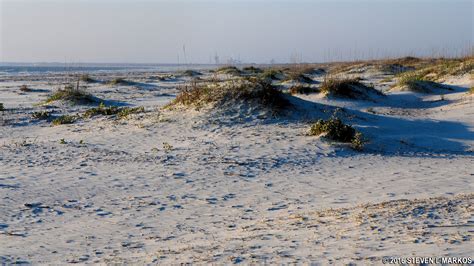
[1,0,472,63]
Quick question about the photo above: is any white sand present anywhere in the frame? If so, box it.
[0,67,473,264]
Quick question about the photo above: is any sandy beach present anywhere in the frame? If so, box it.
[0,58,473,264]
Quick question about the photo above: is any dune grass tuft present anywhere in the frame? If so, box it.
[0,103,4,111]
[395,72,450,93]
[46,85,96,104]
[108,78,129,85]
[243,66,263,74]
[169,78,290,112]
[20,85,32,92]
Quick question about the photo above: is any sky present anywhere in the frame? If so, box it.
[0,0,472,64]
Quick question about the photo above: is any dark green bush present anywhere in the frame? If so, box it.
[310,117,365,150]
[46,85,96,104]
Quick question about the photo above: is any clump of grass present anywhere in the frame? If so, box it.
[216,66,242,76]
[32,111,51,120]
[80,74,95,83]
[0,103,4,111]
[20,85,32,92]
[469,87,474,94]
[395,72,449,93]
[169,78,290,112]
[117,106,145,119]
[309,117,364,150]
[288,85,319,95]
[52,115,77,126]
[46,84,96,104]
[243,66,263,74]
[83,103,145,119]
[285,72,313,83]
[84,102,120,118]
[321,77,383,99]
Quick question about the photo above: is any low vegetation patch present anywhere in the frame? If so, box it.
[45,85,96,104]
[321,77,383,100]
[52,115,77,126]
[216,66,242,76]
[394,72,451,93]
[32,111,51,120]
[288,85,319,95]
[83,102,145,119]
[309,117,364,150]
[0,103,4,111]
[469,87,474,94]
[168,78,290,112]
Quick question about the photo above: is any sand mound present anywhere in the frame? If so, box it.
[166,78,292,118]
[321,77,384,100]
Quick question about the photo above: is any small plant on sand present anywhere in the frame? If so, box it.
[20,85,32,92]
[59,138,67,144]
[83,102,120,118]
[309,117,364,150]
[46,84,96,104]
[0,103,4,111]
[288,85,319,95]
[117,106,145,119]
[162,142,173,152]
[32,111,51,120]
[52,115,77,126]
[83,103,145,119]
[321,77,383,99]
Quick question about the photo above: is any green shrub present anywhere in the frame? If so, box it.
[32,111,51,120]
[309,117,365,150]
[289,85,319,95]
[0,103,4,111]
[46,85,96,104]
[52,115,77,126]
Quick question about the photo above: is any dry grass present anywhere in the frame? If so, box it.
[168,78,290,111]
[321,77,383,99]
[45,85,97,104]
[288,85,319,95]
[216,66,242,76]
